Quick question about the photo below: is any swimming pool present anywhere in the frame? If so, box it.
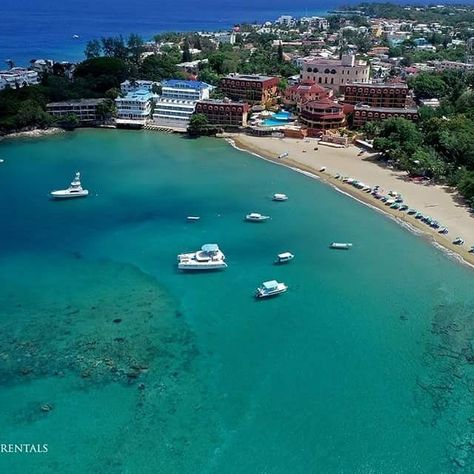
[262,110,292,127]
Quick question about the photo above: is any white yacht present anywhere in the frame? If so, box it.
[50,172,89,199]
[255,280,288,298]
[276,252,294,264]
[245,213,270,222]
[177,244,227,271]
[272,193,288,201]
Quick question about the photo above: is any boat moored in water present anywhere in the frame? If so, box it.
[187,216,200,221]
[272,193,288,201]
[50,172,88,199]
[245,213,270,222]
[255,280,288,298]
[276,252,294,264]
[177,243,227,270]
[330,242,353,250]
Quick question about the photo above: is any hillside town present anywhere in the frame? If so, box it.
[2,3,474,203]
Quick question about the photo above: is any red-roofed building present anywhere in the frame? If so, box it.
[283,80,332,111]
[300,98,346,130]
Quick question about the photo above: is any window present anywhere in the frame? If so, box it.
[331,69,336,74]
[324,68,330,74]
[307,67,313,72]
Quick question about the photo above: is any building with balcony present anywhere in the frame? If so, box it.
[353,105,419,127]
[341,82,410,109]
[220,74,279,105]
[46,98,108,123]
[115,89,155,126]
[300,54,370,92]
[120,80,160,94]
[0,67,40,90]
[300,99,346,130]
[194,100,249,127]
[152,80,211,130]
[283,80,332,111]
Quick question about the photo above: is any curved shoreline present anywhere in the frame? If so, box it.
[228,134,474,268]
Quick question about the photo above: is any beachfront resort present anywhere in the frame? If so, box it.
[2,7,474,265]
[3,2,474,473]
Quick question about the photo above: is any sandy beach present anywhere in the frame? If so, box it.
[230,133,474,266]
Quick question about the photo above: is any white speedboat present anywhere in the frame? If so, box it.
[50,172,89,199]
[276,252,294,264]
[187,216,200,221]
[255,280,287,298]
[272,193,288,201]
[177,244,227,271]
[330,242,353,250]
[245,213,270,222]
[453,237,464,245]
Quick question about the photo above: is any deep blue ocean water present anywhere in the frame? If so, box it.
[0,0,468,66]
[0,129,473,472]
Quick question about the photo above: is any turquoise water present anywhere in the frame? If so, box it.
[263,111,292,127]
[0,129,473,473]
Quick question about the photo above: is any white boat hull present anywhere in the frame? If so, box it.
[50,190,89,199]
[178,262,228,270]
[256,283,288,298]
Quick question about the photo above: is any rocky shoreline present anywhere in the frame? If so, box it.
[0,127,65,141]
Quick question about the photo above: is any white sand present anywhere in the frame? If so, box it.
[232,134,474,266]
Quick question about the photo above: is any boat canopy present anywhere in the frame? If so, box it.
[262,280,278,290]
[201,244,219,253]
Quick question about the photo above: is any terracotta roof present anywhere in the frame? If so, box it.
[304,98,343,109]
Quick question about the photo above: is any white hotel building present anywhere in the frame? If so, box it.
[115,89,155,126]
[152,80,211,130]
[300,54,370,92]
[0,67,40,90]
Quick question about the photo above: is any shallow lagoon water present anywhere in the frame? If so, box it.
[0,129,473,473]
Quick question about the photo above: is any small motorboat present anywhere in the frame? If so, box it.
[330,242,353,250]
[400,204,409,211]
[245,213,270,222]
[407,209,417,215]
[319,166,326,172]
[453,237,464,245]
[187,216,200,221]
[50,172,88,199]
[255,280,288,298]
[278,152,289,159]
[275,252,294,264]
[390,203,400,209]
[272,193,288,201]
[415,213,424,219]
[468,246,474,253]
[0,159,4,163]
[438,227,448,234]
[72,34,80,39]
